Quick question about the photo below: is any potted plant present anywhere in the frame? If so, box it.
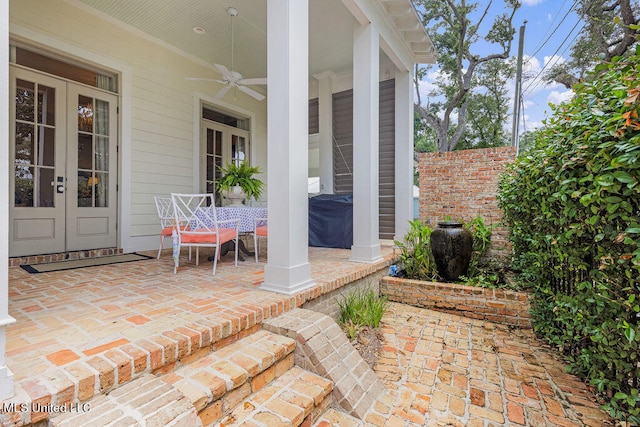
[216,161,264,206]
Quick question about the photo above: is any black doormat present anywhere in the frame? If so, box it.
[20,253,154,274]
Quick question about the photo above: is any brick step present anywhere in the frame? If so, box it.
[2,301,284,426]
[163,329,300,425]
[313,408,365,426]
[209,366,333,427]
[48,329,299,427]
[50,374,201,426]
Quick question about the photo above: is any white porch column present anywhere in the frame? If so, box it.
[394,69,414,241]
[0,0,16,401]
[350,23,383,263]
[261,0,315,294]
[315,72,334,194]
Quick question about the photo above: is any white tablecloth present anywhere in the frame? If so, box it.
[215,207,267,233]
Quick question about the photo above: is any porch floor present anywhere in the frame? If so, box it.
[4,243,611,426]
[7,243,395,386]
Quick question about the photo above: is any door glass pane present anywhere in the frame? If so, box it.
[207,156,214,182]
[77,94,110,208]
[215,157,222,180]
[215,130,222,155]
[95,136,109,171]
[95,99,109,135]
[95,172,108,207]
[15,79,35,122]
[78,95,93,132]
[38,126,55,167]
[231,136,237,165]
[38,167,55,207]
[77,171,92,207]
[238,137,246,162]
[231,135,246,164]
[206,129,223,200]
[15,123,34,164]
[14,78,58,209]
[78,134,93,169]
[207,129,213,154]
[37,84,56,126]
[15,166,34,207]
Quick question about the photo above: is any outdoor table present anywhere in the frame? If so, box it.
[195,206,267,261]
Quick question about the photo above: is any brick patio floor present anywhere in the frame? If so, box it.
[367,304,612,427]
[3,242,612,426]
[6,244,395,386]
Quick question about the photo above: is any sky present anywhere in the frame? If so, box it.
[417,0,582,138]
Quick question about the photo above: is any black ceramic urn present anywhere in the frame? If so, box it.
[430,221,473,282]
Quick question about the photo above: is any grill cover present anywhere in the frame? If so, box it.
[308,194,353,248]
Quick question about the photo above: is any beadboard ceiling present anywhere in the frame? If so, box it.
[75,0,434,80]
[76,0,356,79]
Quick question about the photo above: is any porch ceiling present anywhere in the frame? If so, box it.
[75,0,434,80]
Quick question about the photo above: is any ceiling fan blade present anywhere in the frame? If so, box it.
[214,85,232,99]
[185,77,226,84]
[238,77,267,86]
[215,64,233,80]
[237,85,265,101]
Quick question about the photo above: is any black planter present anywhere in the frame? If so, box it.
[430,221,473,282]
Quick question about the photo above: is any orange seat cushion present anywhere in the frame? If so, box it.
[161,225,187,236]
[180,228,236,244]
[255,225,268,237]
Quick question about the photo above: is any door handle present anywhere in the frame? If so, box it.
[56,176,65,194]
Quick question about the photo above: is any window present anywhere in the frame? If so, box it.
[10,45,118,93]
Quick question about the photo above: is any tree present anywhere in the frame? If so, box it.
[413,111,437,153]
[545,0,639,88]
[413,0,520,152]
[458,58,514,149]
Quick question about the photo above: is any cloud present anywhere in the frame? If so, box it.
[521,113,544,131]
[520,55,565,97]
[522,0,545,5]
[543,54,565,68]
[547,89,574,105]
[414,68,450,104]
[414,79,435,103]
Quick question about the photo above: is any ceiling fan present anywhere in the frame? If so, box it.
[187,7,267,101]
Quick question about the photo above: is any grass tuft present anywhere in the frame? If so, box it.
[337,285,388,330]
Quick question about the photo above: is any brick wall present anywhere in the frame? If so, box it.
[418,147,516,261]
[380,277,532,328]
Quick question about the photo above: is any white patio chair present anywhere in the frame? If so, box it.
[171,193,240,275]
[253,217,268,263]
[154,196,174,259]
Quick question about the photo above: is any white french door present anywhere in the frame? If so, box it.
[9,66,118,256]
[201,120,250,206]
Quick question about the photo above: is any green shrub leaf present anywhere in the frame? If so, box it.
[497,46,640,423]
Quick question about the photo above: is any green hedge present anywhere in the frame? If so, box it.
[497,44,640,423]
